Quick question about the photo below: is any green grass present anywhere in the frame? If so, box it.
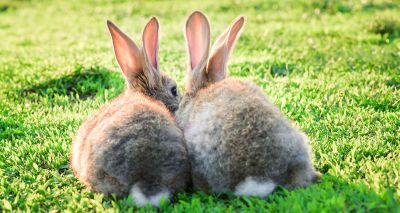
[1,0,399,211]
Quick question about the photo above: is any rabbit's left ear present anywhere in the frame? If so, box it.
[184,11,211,92]
[107,20,142,82]
[207,16,245,83]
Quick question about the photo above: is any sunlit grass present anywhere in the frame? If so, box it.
[0,0,399,211]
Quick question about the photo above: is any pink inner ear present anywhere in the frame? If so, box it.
[114,34,138,75]
[143,18,159,70]
[226,16,245,51]
[186,12,210,70]
[207,45,226,80]
[206,16,245,82]
[107,20,142,78]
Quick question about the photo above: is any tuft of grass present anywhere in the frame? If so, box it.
[0,0,399,211]
[0,0,30,13]
[369,16,400,40]
[312,0,353,14]
[362,0,398,11]
[386,76,400,90]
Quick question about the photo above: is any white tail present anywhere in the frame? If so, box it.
[130,184,170,207]
[234,177,276,198]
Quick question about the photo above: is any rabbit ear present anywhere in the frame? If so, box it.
[185,11,211,92]
[107,20,142,81]
[143,17,159,70]
[207,16,245,83]
[142,17,161,87]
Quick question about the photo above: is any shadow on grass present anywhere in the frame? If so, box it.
[91,174,398,211]
[18,65,124,102]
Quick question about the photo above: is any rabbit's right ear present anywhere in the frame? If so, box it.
[142,17,161,88]
[207,16,245,83]
[107,20,142,82]
[185,11,210,92]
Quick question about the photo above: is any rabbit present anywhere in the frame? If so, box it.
[70,17,190,207]
[175,11,320,198]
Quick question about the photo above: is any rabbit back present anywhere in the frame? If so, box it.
[71,93,190,204]
[177,78,317,195]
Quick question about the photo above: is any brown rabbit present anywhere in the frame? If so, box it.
[176,11,320,197]
[70,17,190,207]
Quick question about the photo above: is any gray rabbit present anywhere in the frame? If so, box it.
[70,17,190,207]
[176,11,320,197]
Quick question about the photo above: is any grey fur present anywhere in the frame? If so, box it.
[70,19,190,204]
[176,11,320,195]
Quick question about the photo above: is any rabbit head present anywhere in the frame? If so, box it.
[184,11,245,93]
[107,18,180,113]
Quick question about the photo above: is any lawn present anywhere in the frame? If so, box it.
[0,0,399,212]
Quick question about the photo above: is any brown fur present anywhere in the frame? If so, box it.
[70,18,190,205]
[71,92,189,196]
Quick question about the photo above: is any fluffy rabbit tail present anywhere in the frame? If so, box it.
[130,183,170,207]
[234,177,276,198]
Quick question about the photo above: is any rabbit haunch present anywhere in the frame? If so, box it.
[70,17,189,207]
[176,11,320,197]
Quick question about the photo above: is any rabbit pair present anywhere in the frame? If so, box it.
[175,11,320,197]
[70,18,190,207]
[70,11,320,207]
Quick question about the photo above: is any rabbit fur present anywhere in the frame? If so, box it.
[70,18,190,207]
[176,11,320,197]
